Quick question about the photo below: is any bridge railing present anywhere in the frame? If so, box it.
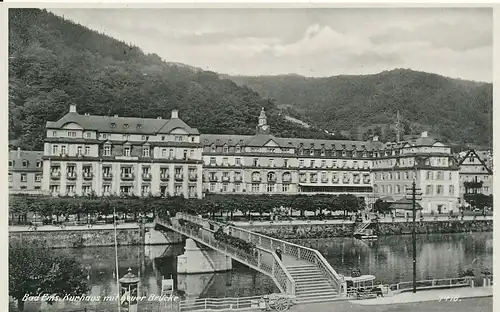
[388,277,472,292]
[179,296,261,312]
[176,213,344,294]
[158,216,296,296]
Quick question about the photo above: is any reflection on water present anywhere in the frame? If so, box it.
[23,232,492,311]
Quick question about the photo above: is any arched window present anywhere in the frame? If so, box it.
[252,171,261,181]
[282,172,291,182]
[267,172,276,181]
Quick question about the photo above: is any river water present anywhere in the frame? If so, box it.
[23,232,492,312]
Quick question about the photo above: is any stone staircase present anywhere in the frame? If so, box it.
[287,264,339,303]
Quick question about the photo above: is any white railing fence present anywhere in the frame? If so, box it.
[179,296,261,312]
[174,213,344,295]
[158,216,296,296]
[388,277,472,292]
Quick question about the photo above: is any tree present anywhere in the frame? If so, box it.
[9,239,89,311]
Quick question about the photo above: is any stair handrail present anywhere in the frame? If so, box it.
[157,215,296,295]
[175,212,344,294]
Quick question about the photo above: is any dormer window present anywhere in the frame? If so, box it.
[110,123,116,128]
[22,160,28,167]
[124,124,129,128]
[353,151,357,157]
[342,150,346,157]
[321,149,325,156]
[211,144,216,152]
[137,124,143,129]
[309,150,314,156]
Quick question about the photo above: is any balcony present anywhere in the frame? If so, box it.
[160,173,169,181]
[103,173,113,180]
[189,174,198,181]
[252,176,262,182]
[142,173,152,181]
[234,176,243,182]
[174,174,184,181]
[83,172,93,180]
[121,173,135,181]
[209,176,218,182]
[222,176,230,182]
[50,171,61,180]
[67,172,77,180]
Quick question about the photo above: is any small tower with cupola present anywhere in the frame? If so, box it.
[256,107,270,134]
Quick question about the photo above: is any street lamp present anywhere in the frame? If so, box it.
[405,180,422,293]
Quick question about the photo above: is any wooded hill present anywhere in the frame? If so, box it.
[8,9,339,151]
[227,70,493,147]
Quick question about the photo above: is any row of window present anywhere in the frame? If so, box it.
[54,130,196,143]
[374,184,456,196]
[51,144,197,159]
[8,160,43,168]
[208,182,291,193]
[48,184,198,197]
[8,173,42,183]
[209,144,450,158]
[208,157,370,168]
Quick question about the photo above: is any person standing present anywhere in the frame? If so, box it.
[276,248,282,261]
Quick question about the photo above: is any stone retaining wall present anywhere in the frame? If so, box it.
[9,228,143,248]
[243,220,493,239]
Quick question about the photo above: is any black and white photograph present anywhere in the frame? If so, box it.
[6,4,494,312]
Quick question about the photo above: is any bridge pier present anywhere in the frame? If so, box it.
[177,238,233,274]
[146,227,184,245]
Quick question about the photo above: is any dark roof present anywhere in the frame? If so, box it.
[457,149,492,173]
[388,198,423,210]
[9,150,44,170]
[46,112,199,135]
[201,133,386,151]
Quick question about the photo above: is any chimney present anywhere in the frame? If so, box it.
[69,104,77,113]
[421,131,428,138]
[17,147,21,158]
[171,109,179,119]
[114,114,118,118]
[372,135,379,142]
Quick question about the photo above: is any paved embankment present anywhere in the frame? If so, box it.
[246,287,493,312]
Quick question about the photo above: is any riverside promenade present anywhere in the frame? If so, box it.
[248,287,493,312]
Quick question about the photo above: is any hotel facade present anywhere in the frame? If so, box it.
[36,105,465,213]
[8,148,44,194]
[457,149,493,200]
[42,105,204,199]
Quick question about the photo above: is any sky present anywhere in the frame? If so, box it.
[49,8,493,82]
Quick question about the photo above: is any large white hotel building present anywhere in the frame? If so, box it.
[39,105,464,213]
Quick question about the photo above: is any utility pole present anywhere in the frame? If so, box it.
[406,180,422,293]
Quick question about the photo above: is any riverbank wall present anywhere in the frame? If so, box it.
[9,227,143,248]
[9,219,492,247]
[241,219,493,239]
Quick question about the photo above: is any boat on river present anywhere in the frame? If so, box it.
[354,229,378,240]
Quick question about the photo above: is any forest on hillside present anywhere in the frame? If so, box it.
[8,9,338,150]
[228,70,493,147]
